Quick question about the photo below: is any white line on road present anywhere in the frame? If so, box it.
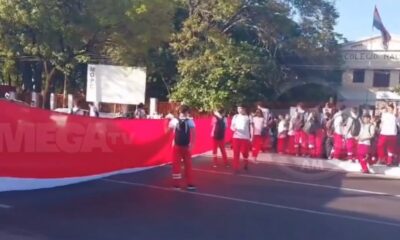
[103,178,400,228]
[193,168,400,198]
[0,204,12,209]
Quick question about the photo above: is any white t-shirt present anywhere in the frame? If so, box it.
[168,118,196,130]
[333,111,344,135]
[168,117,195,146]
[231,114,251,140]
[252,116,266,136]
[343,113,358,139]
[380,112,398,136]
[278,120,288,135]
[358,123,375,145]
[89,105,98,117]
[259,107,270,121]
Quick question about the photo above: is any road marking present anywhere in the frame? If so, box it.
[192,168,400,198]
[103,178,400,228]
[0,204,12,209]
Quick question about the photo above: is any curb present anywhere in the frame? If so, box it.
[202,150,400,179]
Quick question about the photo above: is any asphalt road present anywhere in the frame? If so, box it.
[1,156,400,240]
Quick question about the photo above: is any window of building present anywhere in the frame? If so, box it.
[373,70,390,87]
[353,70,365,83]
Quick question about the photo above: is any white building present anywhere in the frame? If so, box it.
[340,35,400,107]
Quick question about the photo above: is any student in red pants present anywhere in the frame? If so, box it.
[293,104,306,156]
[277,114,288,154]
[231,105,252,173]
[357,114,375,173]
[287,114,296,155]
[343,107,360,162]
[167,105,196,191]
[211,108,228,168]
[331,105,346,160]
[378,104,399,166]
[251,109,267,162]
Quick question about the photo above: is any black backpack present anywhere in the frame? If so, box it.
[175,119,191,147]
[293,114,305,131]
[213,117,226,140]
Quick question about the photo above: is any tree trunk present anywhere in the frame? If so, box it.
[41,62,57,109]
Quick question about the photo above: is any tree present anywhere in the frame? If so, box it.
[170,0,343,111]
[0,0,176,107]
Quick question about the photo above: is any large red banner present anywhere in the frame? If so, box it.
[0,100,220,191]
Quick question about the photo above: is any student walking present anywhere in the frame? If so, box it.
[251,109,267,162]
[231,105,252,173]
[211,109,228,168]
[168,105,197,191]
[357,114,375,173]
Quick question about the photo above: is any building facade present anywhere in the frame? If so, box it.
[340,35,400,106]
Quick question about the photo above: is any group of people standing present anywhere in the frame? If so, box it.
[167,101,400,190]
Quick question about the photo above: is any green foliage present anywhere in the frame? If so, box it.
[0,0,176,105]
[170,0,343,112]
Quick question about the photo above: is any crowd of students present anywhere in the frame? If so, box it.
[168,101,400,190]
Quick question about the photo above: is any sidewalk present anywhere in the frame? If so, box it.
[202,150,400,179]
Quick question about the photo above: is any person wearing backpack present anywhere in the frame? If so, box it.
[211,108,228,168]
[293,103,306,156]
[251,109,267,162]
[231,105,252,173]
[343,107,360,162]
[303,110,321,157]
[168,105,196,191]
[357,114,375,173]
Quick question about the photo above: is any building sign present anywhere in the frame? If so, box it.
[342,50,400,69]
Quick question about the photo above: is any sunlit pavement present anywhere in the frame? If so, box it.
[1,156,400,240]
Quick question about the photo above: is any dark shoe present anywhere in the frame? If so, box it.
[187,185,197,191]
[244,164,248,171]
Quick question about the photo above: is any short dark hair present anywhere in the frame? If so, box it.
[339,105,346,111]
[217,108,225,115]
[179,104,190,114]
[138,103,144,108]
[363,114,371,119]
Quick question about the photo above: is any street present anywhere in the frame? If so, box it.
[1,156,400,240]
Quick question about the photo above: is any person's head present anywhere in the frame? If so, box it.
[351,107,358,115]
[257,101,267,109]
[387,103,395,113]
[362,114,371,124]
[278,114,284,121]
[179,104,190,117]
[237,104,247,115]
[215,108,225,117]
[285,114,290,121]
[138,103,144,109]
[339,104,346,112]
[254,108,263,117]
[297,102,304,110]
[325,112,332,120]
[325,102,330,108]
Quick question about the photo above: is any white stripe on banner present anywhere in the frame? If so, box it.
[0,166,160,192]
[104,179,400,228]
